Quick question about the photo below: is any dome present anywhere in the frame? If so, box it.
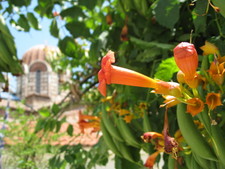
[22,45,60,65]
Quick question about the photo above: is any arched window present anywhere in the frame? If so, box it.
[36,70,41,93]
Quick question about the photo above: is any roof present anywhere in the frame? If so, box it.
[22,45,60,65]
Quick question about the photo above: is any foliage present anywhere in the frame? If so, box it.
[1,0,225,168]
[48,138,109,169]
[0,108,55,169]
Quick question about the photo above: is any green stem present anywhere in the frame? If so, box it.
[192,88,199,98]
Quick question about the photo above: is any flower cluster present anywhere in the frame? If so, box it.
[98,41,225,168]
[98,41,223,116]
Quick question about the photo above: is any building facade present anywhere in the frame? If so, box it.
[16,45,69,110]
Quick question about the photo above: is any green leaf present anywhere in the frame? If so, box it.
[50,19,59,38]
[154,57,179,81]
[133,0,148,16]
[39,108,50,117]
[0,72,5,82]
[130,36,174,49]
[58,36,77,57]
[51,104,60,115]
[136,48,162,62]
[17,14,30,32]
[60,6,85,18]
[193,0,208,33]
[154,0,180,29]
[67,124,74,136]
[78,0,97,10]
[65,154,74,163]
[115,155,145,169]
[89,39,101,64]
[49,119,56,131]
[65,21,90,38]
[193,15,206,34]
[55,121,62,133]
[121,0,135,12]
[27,12,40,30]
[35,119,45,133]
[10,0,31,7]
[211,0,225,18]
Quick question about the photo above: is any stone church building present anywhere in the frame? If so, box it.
[16,44,70,111]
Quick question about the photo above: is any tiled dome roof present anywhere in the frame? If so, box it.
[22,45,59,65]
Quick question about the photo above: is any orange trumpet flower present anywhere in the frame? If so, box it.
[98,51,158,96]
[78,111,100,133]
[206,93,222,110]
[208,61,225,85]
[144,151,161,168]
[174,42,198,79]
[98,51,183,97]
[186,98,204,116]
[153,81,182,98]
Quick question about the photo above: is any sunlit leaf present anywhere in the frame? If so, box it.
[154,57,179,81]
[39,108,50,117]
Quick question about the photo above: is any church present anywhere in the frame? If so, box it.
[16,44,70,111]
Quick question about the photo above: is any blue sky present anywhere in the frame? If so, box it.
[10,18,58,59]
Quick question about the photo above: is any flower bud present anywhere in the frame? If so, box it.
[177,71,185,83]
[174,42,198,79]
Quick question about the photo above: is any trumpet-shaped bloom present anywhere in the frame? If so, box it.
[142,130,179,159]
[153,81,182,98]
[184,73,200,88]
[98,51,183,97]
[208,61,225,85]
[206,93,222,110]
[186,98,204,116]
[200,41,220,56]
[144,151,161,168]
[174,42,198,79]
[98,51,158,96]
[78,111,100,133]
